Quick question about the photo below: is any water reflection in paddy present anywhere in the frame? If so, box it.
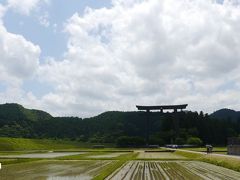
[0,160,114,180]
[0,152,84,158]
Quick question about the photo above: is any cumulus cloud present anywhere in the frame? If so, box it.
[0,25,40,85]
[1,0,240,117]
[0,26,41,109]
[35,0,240,117]
[0,1,41,106]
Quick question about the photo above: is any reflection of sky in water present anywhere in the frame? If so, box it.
[47,175,91,180]
[0,152,83,158]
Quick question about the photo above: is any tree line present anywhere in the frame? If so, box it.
[0,103,240,146]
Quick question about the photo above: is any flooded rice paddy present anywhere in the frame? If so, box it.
[137,152,186,159]
[87,152,127,158]
[1,150,240,179]
[0,152,84,158]
[0,160,114,180]
[107,161,240,180]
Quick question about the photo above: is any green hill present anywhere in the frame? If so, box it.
[0,137,91,151]
[211,108,240,121]
[0,103,239,146]
[0,103,52,122]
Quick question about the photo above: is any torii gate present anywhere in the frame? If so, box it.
[136,104,188,145]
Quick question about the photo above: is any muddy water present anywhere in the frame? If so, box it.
[0,152,84,158]
[0,160,113,180]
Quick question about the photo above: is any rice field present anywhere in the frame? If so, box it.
[0,160,115,180]
[87,152,127,158]
[1,149,240,179]
[106,161,240,180]
[0,152,85,159]
[137,152,186,159]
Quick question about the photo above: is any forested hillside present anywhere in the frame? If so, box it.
[211,108,240,121]
[0,103,239,146]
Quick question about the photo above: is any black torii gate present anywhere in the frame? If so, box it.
[136,104,188,145]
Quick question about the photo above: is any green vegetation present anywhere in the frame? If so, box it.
[0,137,100,151]
[0,158,39,165]
[174,150,204,159]
[1,103,240,146]
[1,148,240,179]
[137,152,187,160]
[187,137,203,146]
[200,155,240,172]
[93,161,125,180]
[174,149,240,172]
[182,146,227,152]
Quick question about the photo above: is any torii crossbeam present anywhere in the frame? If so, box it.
[136,104,188,112]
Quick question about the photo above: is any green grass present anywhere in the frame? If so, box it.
[174,150,204,159]
[0,158,40,165]
[182,147,227,152]
[0,137,113,151]
[0,137,78,151]
[200,155,240,172]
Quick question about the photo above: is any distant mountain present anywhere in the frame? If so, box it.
[211,108,240,121]
[0,103,239,145]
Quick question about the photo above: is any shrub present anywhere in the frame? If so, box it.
[187,137,203,146]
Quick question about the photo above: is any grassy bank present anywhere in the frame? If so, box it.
[0,137,113,151]
[175,149,240,172]
[174,150,204,159]
[200,155,240,172]
[0,158,40,165]
[182,147,227,152]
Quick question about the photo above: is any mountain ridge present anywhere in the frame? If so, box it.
[211,108,240,121]
[0,103,239,145]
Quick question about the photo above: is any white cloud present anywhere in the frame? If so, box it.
[0,2,41,113]
[0,25,40,85]
[1,0,240,117]
[34,0,240,117]
[0,4,6,20]
[0,1,41,98]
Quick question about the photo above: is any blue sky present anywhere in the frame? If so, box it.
[0,0,240,117]
[3,0,111,59]
[1,0,111,100]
